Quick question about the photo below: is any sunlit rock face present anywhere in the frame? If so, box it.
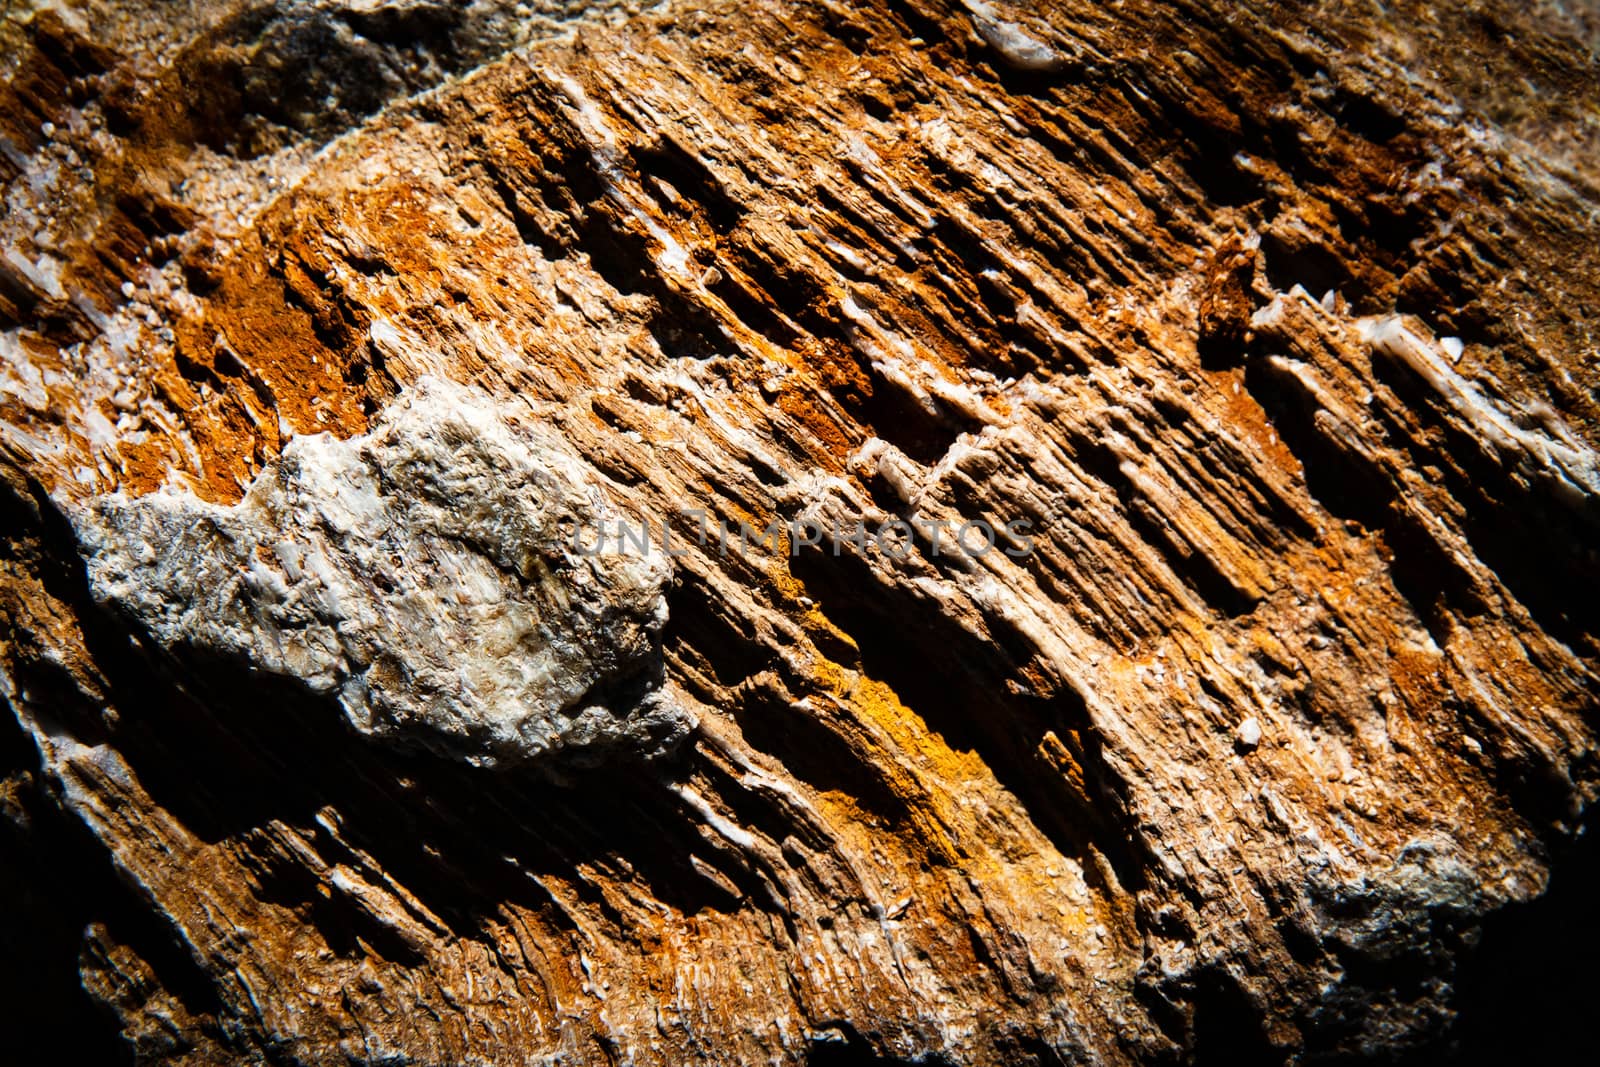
[3,0,1600,1063]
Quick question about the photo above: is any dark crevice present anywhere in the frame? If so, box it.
[577,210,655,296]
[805,1018,954,1066]
[1259,232,1353,305]
[1074,440,1261,618]
[0,475,229,1062]
[809,322,968,465]
[731,678,911,830]
[665,577,774,688]
[1371,351,1600,649]
[1243,358,1394,530]
[789,541,1144,891]
[1241,358,1504,648]
[630,137,744,234]
[1190,968,1287,1067]
[1435,822,1600,1066]
[1332,91,1409,145]
[708,272,802,348]
[0,711,137,1067]
[1379,515,1486,649]
[1147,90,1269,208]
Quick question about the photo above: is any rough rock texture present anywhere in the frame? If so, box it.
[2,0,1599,1064]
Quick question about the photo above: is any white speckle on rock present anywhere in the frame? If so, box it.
[1250,294,1286,329]
[74,376,694,768]
[1237,717,1263,750]
[962,1,1069,72]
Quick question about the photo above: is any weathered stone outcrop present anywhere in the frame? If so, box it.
[3,0,1598,1063]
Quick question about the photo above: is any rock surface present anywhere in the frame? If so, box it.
[77,373,690,769]
[2,0,1599,1064]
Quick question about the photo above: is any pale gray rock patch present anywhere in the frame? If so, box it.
[73,376,693,768]
[962,0,1070,73]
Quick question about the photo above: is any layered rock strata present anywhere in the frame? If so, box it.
[2,0,1599,1063]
